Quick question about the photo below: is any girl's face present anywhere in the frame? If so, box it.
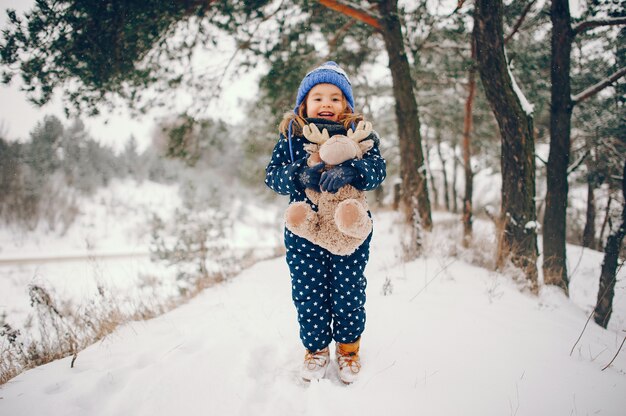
[304,83,346,122]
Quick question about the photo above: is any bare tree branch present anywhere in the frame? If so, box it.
[567,149,589,175]
[569,274,617,357]
[449,0,468,16]
[328,19,357,56]
[573,17,626,35]
[572,67,626,105]
[213,1,285,97]
[418,41,470,51]
[536,153,548,165]
[317,0,382,30]
[504,0,536,45]
[602,335,626,371]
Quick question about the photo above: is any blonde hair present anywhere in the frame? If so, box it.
[278,96,364,137]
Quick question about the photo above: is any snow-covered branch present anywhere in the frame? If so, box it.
[573,17,626,35]
[505,52,534,116]
[572,66,626,105]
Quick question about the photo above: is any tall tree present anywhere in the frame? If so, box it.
[402,5,493,247]
[581,161,598,250]
[462,38,476,247]
[473,0,539,288]
[319,0,433,255]
[435,131,451,211]
[542,0,626,293]
[593,161,626,328]
[376,0,432,246]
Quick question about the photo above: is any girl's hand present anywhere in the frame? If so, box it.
[320,166,358,193]
[298,162,325,192]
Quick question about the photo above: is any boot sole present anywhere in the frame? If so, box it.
[301,365,329,382]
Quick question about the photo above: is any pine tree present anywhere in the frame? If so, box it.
[474,0,539,288]
[543,0,626,294]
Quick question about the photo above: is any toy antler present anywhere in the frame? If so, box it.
[347,121,373,143]
[303,123,330,144]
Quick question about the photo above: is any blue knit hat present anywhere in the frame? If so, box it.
[293,61,354,115]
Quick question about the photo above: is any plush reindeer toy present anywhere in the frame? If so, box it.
[285,121,375,256]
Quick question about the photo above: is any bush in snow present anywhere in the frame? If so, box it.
[150,182,239,292]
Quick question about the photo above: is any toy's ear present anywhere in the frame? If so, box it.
[359,139,374,155]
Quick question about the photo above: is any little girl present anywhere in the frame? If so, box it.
[265,61,386,384]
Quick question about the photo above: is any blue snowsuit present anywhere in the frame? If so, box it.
[265,118,386,352]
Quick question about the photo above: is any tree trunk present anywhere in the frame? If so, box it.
[423,132,439,210]
[377,0,433,245]
[373,184,384,208]
[436,131,451,211]
[319,0,432,255]
[392,181,401,211]
[474,0,538,288]
[594,161,626,328]
[543,0,573,293]
[582,173,597,249]
[462,38,476,246]
[599,196,613,247]
[451,140,459,214]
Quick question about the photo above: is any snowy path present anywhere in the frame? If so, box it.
[1,214,625,415]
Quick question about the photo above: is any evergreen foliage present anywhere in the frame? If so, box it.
[0,0,262,115]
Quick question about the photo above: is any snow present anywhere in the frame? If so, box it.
[525,220,540,231]
[1,206,625,415]
[0,179,280,333]
[506,51,535,116]
[0,180,179,258]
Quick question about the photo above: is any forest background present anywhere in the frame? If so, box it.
[0,0,625,385]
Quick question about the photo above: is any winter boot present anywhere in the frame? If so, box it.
[336,338,361,384]
[301,347,330,382]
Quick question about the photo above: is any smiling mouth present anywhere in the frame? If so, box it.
[318,112,335,117]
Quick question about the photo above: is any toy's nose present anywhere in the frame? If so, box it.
[319,136,358,166]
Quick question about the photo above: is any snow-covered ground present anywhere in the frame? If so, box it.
[0,179,281,260]
[1,205,625,415]
[0,179,282,330]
